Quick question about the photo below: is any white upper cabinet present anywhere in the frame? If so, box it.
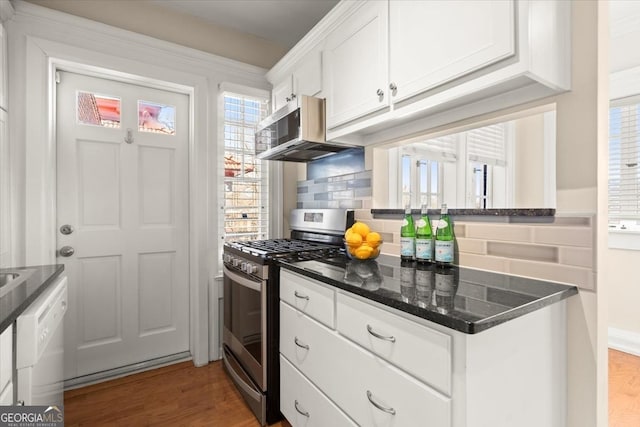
[389,0,515,104]
[271,49,323,112]
[267,0,570,143]
[322,1,389,129]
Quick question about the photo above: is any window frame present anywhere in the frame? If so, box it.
[217,85,282,271]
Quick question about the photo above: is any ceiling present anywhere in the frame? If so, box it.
[149,0,340,49]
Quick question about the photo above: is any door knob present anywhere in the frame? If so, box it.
[59,246,75,257]
[60,224,74,235]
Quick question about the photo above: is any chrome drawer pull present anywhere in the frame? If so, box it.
[366,390,396,415]
[294,400,310,417]
[294,291,310,300]
[294,337,310,350]
[366,324,396,342]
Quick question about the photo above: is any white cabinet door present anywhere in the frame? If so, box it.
[0,324,12,395]
[272,51,322,113]
[272,76,294,113]
[0,381,12,405]
[323,1,389,129]
[294,50,322,100]
[0,23,6,111]
[280,355,357,427]
[0,109,10,267]
[389,0,515,104]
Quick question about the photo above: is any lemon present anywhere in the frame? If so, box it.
[365,231,382,248]
[344,227,353,239]
[351,221,371,238]
[354,245,374,260]
[345,232,363,248]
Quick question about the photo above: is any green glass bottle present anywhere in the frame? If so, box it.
[435,204,454,266]
[400,204,416,261]
[415,204,433,263]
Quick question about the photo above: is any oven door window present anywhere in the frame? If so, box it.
[224,273,263,365]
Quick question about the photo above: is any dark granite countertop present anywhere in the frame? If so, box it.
[0,265,65,333]
[279,254,577,334]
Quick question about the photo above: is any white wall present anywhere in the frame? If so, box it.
[605,2,640,355]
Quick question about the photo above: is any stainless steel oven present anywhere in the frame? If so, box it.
[222,264,268,421]
[222,209,354,426]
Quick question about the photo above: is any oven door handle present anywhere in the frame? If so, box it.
[223,266,263,292]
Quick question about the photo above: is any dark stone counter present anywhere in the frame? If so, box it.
[0,265,65,333]
[279,254,576,334]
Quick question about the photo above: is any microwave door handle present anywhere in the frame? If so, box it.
[223,266,263,292]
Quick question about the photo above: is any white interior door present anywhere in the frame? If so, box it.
[56,71,189,380]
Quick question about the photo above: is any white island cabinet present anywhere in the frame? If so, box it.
[279,268,568,427]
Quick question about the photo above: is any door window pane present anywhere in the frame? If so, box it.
[138,101,176,135]
[77,91,121,128]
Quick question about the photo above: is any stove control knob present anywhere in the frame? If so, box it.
[232,258,240,267]
[224,254,231,263]
[240,262,247,272]
[249,264,258,274]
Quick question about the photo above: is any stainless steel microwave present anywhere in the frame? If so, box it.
[255,95,354,162]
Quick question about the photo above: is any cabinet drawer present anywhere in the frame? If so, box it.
[280,270,335,328]
[280,301,336,383]
[280,355,356,427]
[337,292,452,395]
[281,301,450,427]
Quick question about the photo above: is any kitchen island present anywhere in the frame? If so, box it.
[278,254,577,427]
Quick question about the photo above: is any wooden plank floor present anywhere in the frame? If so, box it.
[64,360,290,427]
[609,349,640,427]
[65,349,640,426]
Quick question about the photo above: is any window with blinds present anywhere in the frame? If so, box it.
[609,99,640,220]
[467,123,508,166]
[221,92,269,242]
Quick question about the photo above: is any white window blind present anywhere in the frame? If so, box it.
[221,92,269,241]
[467,123,507,166]
[423,134,458,160]
[609,98,640,220]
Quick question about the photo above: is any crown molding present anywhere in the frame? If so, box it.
[10,0,269,82]
[0,0,14,23]
[266,0,366,83]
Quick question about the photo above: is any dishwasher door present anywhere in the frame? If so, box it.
[16,276,68,406]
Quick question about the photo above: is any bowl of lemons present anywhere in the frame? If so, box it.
[344,221,383,260]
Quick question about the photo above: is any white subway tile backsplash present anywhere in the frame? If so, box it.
[465,224,532,242]
[352,211,595,290]
[458,253,509,273]
[558,247,594,268]
[456,238,487,255]
[508,259,594,290]
[487,242,558,263]
[532,226,593,248]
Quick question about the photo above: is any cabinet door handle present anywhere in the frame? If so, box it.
[376,88,384,97]
[366,390,396,415]
[294,336,310,350]
[290,93,297,100]
[294,290,309,300]
[367,324,396,342]
[286,96,291,102]
[294,400,310,417]
[389,82,398,94]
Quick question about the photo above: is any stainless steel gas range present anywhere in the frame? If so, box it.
[222,209,354,425]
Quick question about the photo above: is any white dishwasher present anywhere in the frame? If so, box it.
[16,276,67,406]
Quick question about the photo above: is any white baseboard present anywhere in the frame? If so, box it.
[608,327,640,357]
